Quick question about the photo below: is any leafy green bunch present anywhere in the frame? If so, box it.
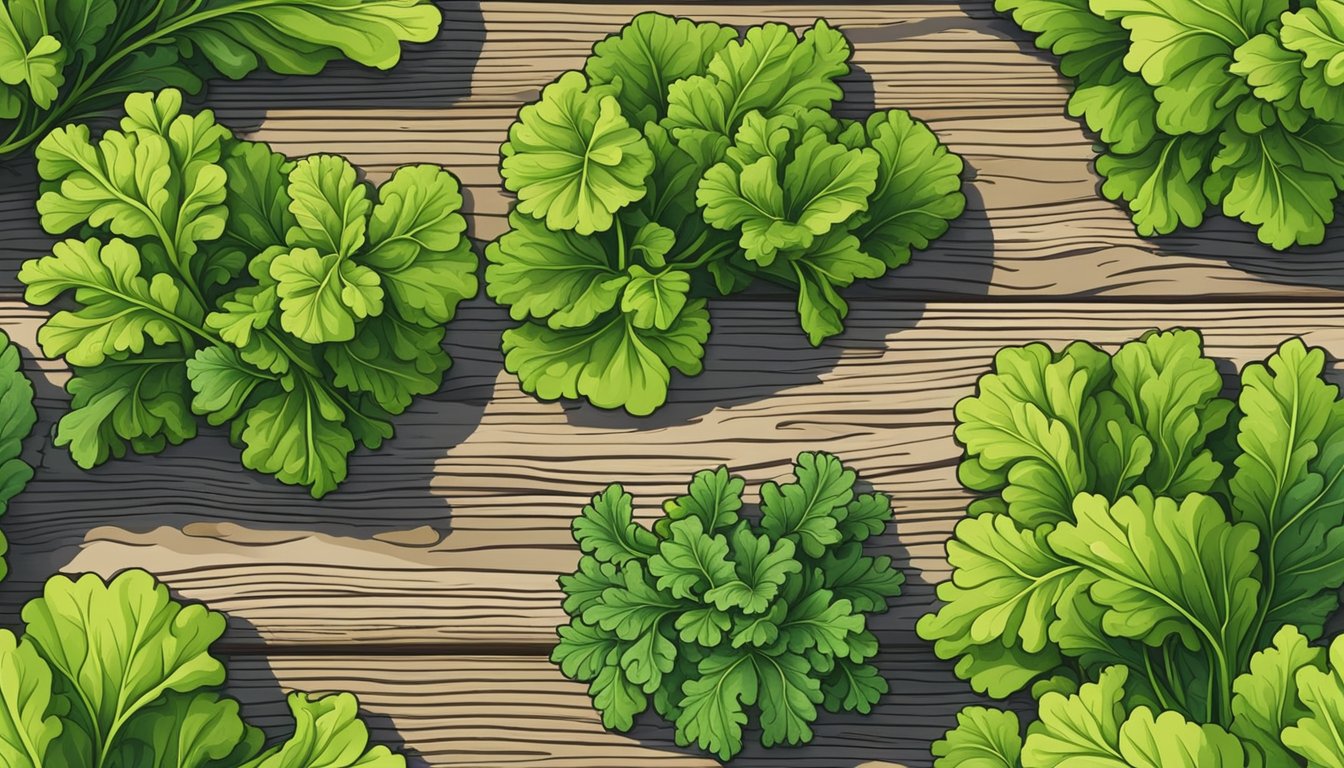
[917,329,1344,765]
[551,452,906,760]
[19,88,478,497]
[999,0,1344,249]
[487,12,965,415]
[0,568,404,767]
[0,0,440,162]
[0,329,35,581]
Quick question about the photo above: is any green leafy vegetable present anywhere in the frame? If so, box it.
[998,0,1344,248]
[0,329,36,583]
[0,0,440,163]
[488,12,965,415]
[20,89,478,497]
[552,452,904,760]
[0,568,404,767]
[918,329,1344,766]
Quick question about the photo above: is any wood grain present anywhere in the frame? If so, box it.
[4,299,1342,648]
[227,650,999,768]
[3,1,1344,304]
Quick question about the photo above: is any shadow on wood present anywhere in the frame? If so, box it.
[223,614,429,767]
[210,1,486,134]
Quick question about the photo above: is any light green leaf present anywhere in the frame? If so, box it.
[0,630,61,768]
[621,266,689,331]
[1231,34,1312,130]
[21,238,200,367]
[361,164,477,325]
[240,377,358,497]
[239,692,404,768]
[853,109,965,268]
[0,4,64,110]
[1231,338,1344,646]
[36,90,230,261]
[1067,74,1159,156]
[500,299,710,416]
[107,692,263,768]
[1281,633,1344,767]
[205,284,279,351]
[324,316,448,416]
[585,12,737,125]
[789,231,885,346]
[1097,134,1217,238]
[1282,0,1344,85]
[184,0,440,79]
[1110,328,1231,498]
[1088,0,1277,133]
[486,212,629,330]
[23,570,226,759]
[699,127,879,266]
[1206,123,1344,250]
[186,346,275,426]
[271,248,383,344]
[1231,626,1323,768]
[1022,665,1128,765]
[572,484,658,565]
[502,71,653,235]
[1049,490,1260,680]
[56,354,196,468]
[665,21,850,164]
[931,707,1022,768]
[285,155,371,259]
[630,222,676,268]
[915,513,1079,698]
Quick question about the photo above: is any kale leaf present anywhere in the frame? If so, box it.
[552,452,905,760]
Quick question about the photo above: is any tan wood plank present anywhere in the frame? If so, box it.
[2,299,1341,647]
[227,650,985,767]
[0,1,1342,303]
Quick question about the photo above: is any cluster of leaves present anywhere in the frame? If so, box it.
[0,0,439,162]
[19,88,478,497]
[917,329,1344,765]
[999,0,1344,249]
[551,452,905,760]
[0,329,35,581]
[487,12,965,415]
[0,568,405,767]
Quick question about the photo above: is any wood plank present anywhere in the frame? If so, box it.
[1,1,1343,303]
[2,299,1341,647]
[227,650,992,767]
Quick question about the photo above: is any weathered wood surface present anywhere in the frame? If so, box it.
[5,300,1341,649]
[225,651,1001,768]
[6,1,1344,765]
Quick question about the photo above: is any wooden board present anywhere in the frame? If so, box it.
[5,1,1342,765]
[225,651,999,768]
[5,300,1342,648]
